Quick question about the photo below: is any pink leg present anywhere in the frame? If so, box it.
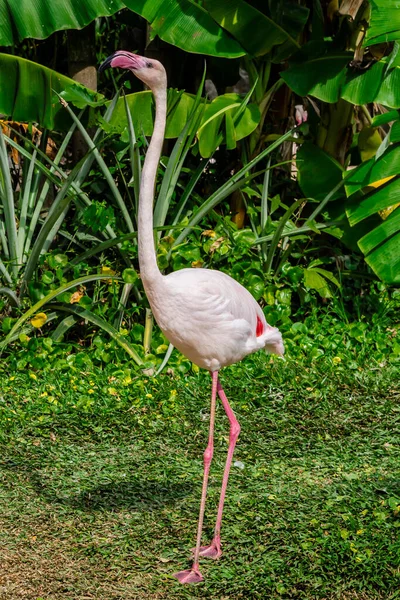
[173,370,218,584]
[198,377,240,559]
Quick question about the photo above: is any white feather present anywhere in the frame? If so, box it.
[147,268,284,371]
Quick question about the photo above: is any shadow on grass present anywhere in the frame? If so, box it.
[2,457,194,512]
[62,479,194,511]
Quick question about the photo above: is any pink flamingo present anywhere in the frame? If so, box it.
[100,52,284,584]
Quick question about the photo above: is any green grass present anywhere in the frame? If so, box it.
[0,324,399,599]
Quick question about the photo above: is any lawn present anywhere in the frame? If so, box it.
[0,320,399,599]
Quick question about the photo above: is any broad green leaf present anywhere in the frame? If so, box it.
[204,0,303,57]
[303,268,332,298]
[282,42,400,108]
[365,0,400,46]
[0,53,104,130]
[122,268,138,284]
[124,0,244,58]
[371,110,400,127]
[358,207,400,255]
[358,127,382,161]
[281,42,351,102]
[311,267,340,288]
[359,206,400,284]
[60,84,106,108]
[344,145,400,197]
[109,90,259,152]
[198,94,260,158]
[347,177,400,225]
[297,142,343,200]
[344,141,400,284]
[0,0,123,46]
[108,90,198,138]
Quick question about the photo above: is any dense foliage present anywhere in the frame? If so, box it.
[0,0,399,366]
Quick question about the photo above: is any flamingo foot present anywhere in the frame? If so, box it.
[173,565,204,584]
[192,537,222,560]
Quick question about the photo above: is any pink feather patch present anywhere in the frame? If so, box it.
[256,316,264,337]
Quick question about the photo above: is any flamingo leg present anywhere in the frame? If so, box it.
[197,377,240,559]
[173,370,218,584]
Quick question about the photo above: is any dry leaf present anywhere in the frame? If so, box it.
[209,237,224,254]
[201,229,216,238]
[70,289,84,304]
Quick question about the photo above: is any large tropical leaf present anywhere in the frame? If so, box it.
[0,53,104,130]
[357,207,400,283]
[203,0,306,58]
[123,0,245,57]
[281,42,400,108]
[365,0,400,46]
[296,142,343,201]
[296,141,385,253]
[108,90,259,151]
[107,90,196,138]
[197,93,260,158]
[344,141,400,283]
[0,0,124,46]
[0,0,244,57]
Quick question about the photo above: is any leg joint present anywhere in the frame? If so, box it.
[230,420,241,440]
[203,444,214,465]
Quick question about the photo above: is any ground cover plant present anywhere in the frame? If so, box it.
[0,305,399,599]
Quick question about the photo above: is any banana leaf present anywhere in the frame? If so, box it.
[123,0,245,58]
[344,141,400,283]
[203,0,306,58]
[365,0,400,46]
[281,41,400,108]
[0,0,124,46]
[0,0,244,57]
[108,90,260,150]
[0,53,104,130]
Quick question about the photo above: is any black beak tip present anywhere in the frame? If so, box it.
[98,54,114,74]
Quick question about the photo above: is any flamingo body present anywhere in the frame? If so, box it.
[100,50,284,584]
[150,268,283,371]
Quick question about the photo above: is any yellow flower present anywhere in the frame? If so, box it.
[101,265,116,275]
[333,356,342,364]
[31,312,47,328]
[88,389,95,394]
[146,393,153,399]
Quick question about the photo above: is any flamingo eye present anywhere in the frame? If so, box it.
[146,62,154,68]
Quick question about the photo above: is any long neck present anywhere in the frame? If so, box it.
[138,84,167,290]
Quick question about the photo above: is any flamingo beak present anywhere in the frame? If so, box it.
[98,54,114,73]
[99,51,147,73]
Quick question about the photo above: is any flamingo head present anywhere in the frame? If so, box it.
[99,51,166,90]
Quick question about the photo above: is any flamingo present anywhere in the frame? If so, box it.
[99,51,284,584]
